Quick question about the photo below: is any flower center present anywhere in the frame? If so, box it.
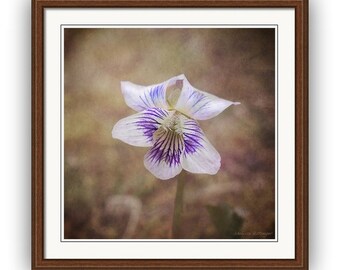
[162,112,183,133]
[153,111,183,142]
[149,111,185,167]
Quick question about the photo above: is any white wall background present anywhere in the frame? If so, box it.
[0,0,339,269]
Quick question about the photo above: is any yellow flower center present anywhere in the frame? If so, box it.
[153,111,183,142]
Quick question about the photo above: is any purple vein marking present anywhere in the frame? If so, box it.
[138,84,165,109]
[182,119,205,155]
[134,108,168,142]
[147,129,184,168]
[149,84,165,105]
[185,89,213,114]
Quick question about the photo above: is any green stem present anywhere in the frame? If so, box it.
[171,175,185,238]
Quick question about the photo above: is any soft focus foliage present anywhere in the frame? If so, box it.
[64,28,275,239]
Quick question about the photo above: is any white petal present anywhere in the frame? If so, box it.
[174,75,240,120]
[121,75,187,112]
[144,128,184,180]
[112,108,169,147]
[181,117,221,175]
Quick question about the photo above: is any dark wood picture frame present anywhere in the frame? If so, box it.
[32,0,308,269]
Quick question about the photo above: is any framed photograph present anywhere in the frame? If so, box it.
[32,0,308,269]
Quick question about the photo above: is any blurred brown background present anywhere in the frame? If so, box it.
[64,28,275,239]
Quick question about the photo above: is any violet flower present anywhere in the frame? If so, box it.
[112,74,240,180]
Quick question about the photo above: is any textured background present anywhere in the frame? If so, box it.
[64,28,275,239]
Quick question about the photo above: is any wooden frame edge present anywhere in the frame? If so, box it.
[32,0,45,268]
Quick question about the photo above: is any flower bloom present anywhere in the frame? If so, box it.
[112,74,240,180]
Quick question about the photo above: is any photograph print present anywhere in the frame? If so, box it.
[63,27,276,240]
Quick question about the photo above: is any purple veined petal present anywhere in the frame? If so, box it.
[174,75,240,120]
[112,108,170,147]
[120,75,187,112]
[144,127,184,180]
[180,116,221,175]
